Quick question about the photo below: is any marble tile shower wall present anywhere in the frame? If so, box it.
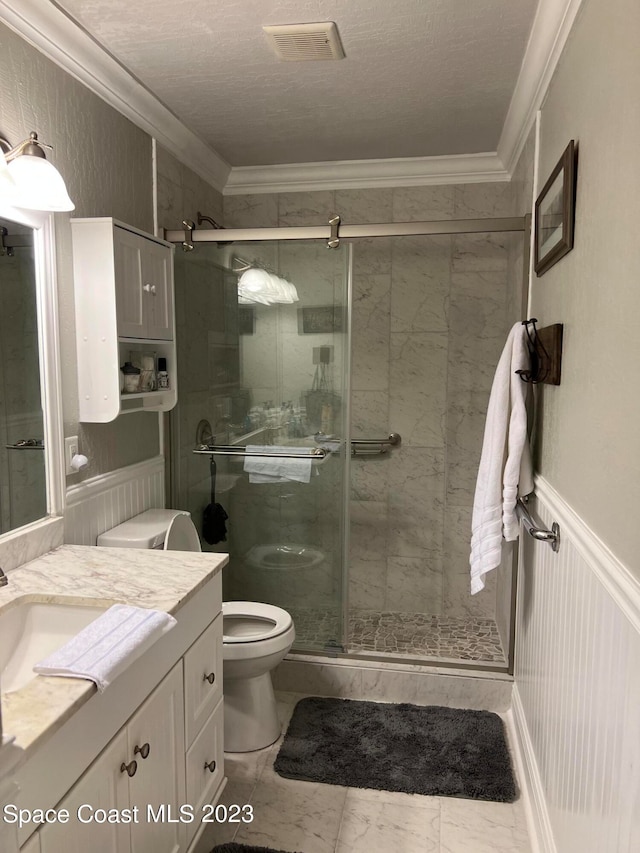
[224,183,522,622]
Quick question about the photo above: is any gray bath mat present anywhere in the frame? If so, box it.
[274,697,517,802]
[212,845,299,853]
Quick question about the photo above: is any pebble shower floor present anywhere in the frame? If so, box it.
[290,608,506,663]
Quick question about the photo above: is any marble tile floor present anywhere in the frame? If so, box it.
[290,607,506,664]
[201,691,532,853]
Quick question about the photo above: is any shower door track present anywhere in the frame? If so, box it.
[164,215,526,245]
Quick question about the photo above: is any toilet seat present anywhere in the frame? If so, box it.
[223,601,292,643]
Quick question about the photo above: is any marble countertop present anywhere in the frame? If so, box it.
[0,544,227,756]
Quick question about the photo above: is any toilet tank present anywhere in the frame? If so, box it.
[97,509,191,550]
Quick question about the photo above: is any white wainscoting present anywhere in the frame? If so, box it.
[64,455,165,545]
[513,476,640,853]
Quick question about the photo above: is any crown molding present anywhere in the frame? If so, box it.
[498,0,584,175]
[0,0,584,197]
[224,152,509,195]
[0,0,231,192]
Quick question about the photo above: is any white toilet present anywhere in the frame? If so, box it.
[97,509,295,752]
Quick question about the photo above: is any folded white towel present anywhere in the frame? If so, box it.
[33,604,177,692]
[243,446,314,484]
[470,322,534,594]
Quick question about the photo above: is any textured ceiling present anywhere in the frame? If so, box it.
[54,0,538,167]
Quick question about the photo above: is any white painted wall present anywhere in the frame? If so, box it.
[529,0,640,578]
[514,0,640,849]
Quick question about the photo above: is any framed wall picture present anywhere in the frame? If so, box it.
[534,140,577,276]
[298,306,344,334]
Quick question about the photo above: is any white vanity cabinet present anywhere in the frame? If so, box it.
[39,730,130,853]
[39,663,185,853]
[17,574,225,853]
[71,218,177,421]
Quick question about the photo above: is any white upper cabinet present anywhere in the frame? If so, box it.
[71,218,177,421]
[113,227,173,341]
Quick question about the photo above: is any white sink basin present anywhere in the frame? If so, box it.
[0,601,107,694]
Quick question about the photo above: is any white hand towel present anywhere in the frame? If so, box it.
[33,604,177,692]
[243,446,313,484]
[470,322,534,594]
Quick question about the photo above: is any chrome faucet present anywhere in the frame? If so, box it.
[0,568,8,587]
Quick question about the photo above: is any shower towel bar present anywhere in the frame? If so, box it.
[351,433,401,447]
[5,440,44,450]
[351,432,401,457]
[193,445,327,461]
[516,497,560,552]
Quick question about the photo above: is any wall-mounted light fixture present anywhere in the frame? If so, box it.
[0,131,74,212]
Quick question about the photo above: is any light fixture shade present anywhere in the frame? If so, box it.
[0,151,19,203]
[7,154,74,211]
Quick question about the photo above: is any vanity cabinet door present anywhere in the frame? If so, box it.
[39,730,130,853]
[127,661,186,853]
[142,239,174,341]
[19,831,41,852]
[113,227,146,339]
[184,614,223,747]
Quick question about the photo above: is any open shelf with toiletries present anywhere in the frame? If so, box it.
[71,218,178,421]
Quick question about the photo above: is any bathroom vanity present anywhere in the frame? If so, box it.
[0,545,227,853]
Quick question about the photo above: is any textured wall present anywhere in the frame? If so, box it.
[0,20,158,482]
[155,143,228,519]
[529,0,640,578]
[225,184,523,632]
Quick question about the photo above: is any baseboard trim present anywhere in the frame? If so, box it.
[510,684,557,853]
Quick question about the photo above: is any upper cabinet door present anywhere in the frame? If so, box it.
[113,227,145,338]
[142,239,174,340]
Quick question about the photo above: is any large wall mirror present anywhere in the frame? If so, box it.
[0,203,64,550]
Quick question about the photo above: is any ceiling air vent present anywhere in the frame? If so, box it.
[263,22,345,61]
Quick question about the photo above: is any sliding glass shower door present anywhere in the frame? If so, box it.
[172,239,351,653]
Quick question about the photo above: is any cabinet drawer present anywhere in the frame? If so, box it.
[185,699,224,847]
[184,615,223,746]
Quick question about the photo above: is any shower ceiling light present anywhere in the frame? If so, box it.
[0,131,75,212]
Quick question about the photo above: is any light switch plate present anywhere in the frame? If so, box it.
[65,435,79,475]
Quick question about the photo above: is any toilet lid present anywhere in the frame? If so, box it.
[223,601,293,643]
[164,514,202,552]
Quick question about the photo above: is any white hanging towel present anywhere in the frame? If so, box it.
[244,446,314,484]
[33,604,176,692]
[470,322,534,594]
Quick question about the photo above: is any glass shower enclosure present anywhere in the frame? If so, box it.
[172,239,351,653]
[168,213,527,671]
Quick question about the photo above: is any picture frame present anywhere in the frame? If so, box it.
[238,306,255,335]
[298,305,344,334]
[534,140,577,276]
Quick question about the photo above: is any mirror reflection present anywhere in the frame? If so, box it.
[0,216,46,533]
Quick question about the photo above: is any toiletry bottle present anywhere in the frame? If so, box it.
[157,357,169,389]
[140,354,157,392]
[121,361,141,393]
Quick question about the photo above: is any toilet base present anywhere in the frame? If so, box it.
[223,672,281,752]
